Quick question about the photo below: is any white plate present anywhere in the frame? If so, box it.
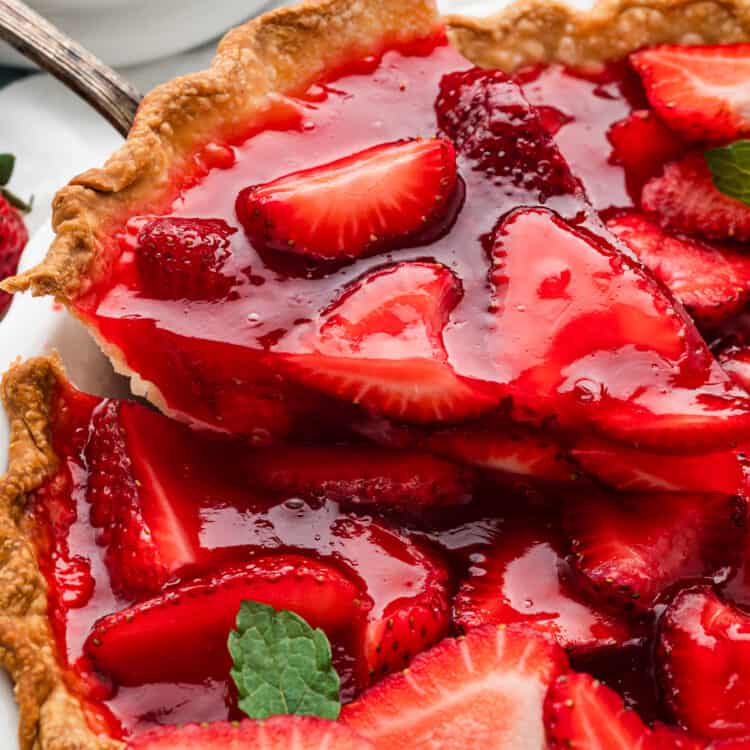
[0,0,279,68]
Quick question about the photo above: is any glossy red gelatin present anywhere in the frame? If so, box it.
[69,36,750,454]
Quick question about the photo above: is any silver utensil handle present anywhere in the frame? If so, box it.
[0,0,141,136]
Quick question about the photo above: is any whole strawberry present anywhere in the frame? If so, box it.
[0,154,30,316]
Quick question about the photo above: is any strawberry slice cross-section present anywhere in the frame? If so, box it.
[563,493,746,613]
[84,554,366,686]
[342,624,568,750]
[237,138,459,261]
[657,586,750,741]
[488,206,750,451]
[630,43,750,142]
[127,717,374,750]
[240,444,473,510]
[281,260,498,424]
[544,671,702,750]
[606,212,750,330]
[453,520,635,654]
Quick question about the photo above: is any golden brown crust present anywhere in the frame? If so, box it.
[0,355,122,750]
[446,0,750,71]
[4,0,442,301]
[5,0,750,746]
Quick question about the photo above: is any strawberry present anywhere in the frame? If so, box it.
[281,261,498,423]
[127,717,374,750]
[436,68,582,209]
[238,138,458,261]
[342,625,568,749]
[84,401,199,595]
[241,444,473,510]
[606,212,750,329]
[488,207,750,451]
[630,44,750,142]
[608,109,684,196]
[453,521,635,653]
[642,153,750,242]
[421,423,574,483]
[135,216,237,300]
[0,153,29,316]
[571,436,749,496]
[657,586,750,740]
[357,528,450,683]
[564,493,746,613]
[84,554,365,686]
[708,741,750,750]
[720,345,750,393]
[544,672,702,750]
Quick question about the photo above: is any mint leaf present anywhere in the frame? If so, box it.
[706,141,750,206]
[0,154,14,186]
[228,601,341,720]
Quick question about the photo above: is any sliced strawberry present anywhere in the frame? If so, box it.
[630,44,750,142]
[421,423,575,483]
[436,68,582,209]
[642,152,750,242]
[608,109,684,196]
[282,261,498,423]
[489,207,750,451]
[84,401,197,596]
[238,138,458,261]
[720,345,750,393]
[84,554,365,686]
[127,717,374,750]
[657,586,750,740]
[241,444,472,510]
[564,494,746,613]
[607,212,750,329]
[708,740,750,750]
[544,672,702,750]
[453,522,634,653]
[571,436,749,495]
[135,216,237,300]
[342,625,568,749]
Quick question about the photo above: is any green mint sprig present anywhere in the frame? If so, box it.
[228,601,341,720]
[705,141,750,207]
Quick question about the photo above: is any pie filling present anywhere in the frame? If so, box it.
[24,28,750,747]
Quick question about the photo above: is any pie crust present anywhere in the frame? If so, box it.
[4,0,750,747]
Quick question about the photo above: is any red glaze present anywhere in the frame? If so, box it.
[24,33,750,747]
[452,519,636,653]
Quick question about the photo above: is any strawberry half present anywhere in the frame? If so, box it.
[630,44,750,142]
[571,436,749,496]
[241,444,473,510]
[453,521,635,653]
[564,493,746,613]
[657,586,750,740]
[607,212,750,329]
[489,207,750,451]
[238,138,458,261]
[127,717,374,750]
[342,625,568,750]
[135,216,237,300]
[84,554,365,686]
[84,401,197,596]
[422,423,574,483]
[436,67,582,210]
[282,261,498,423]
[642,153,750,242]
[544,672,702,750]
[608,109,684,196]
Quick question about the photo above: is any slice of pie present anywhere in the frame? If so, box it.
[5,0,750,748]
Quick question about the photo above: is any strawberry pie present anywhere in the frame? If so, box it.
[6,0,750,748]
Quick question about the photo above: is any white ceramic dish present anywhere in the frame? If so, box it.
[0,0,279,68]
